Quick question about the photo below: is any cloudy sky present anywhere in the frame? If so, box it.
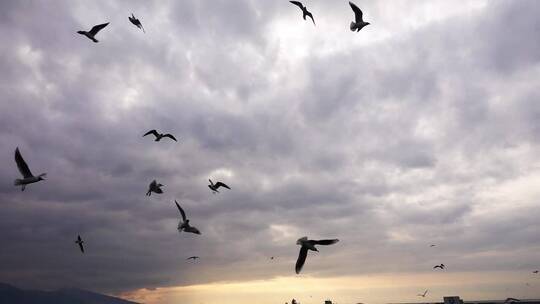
[1,0,540,303]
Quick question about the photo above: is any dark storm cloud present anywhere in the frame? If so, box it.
[1,0,539,295]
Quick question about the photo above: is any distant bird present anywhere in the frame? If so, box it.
[187,256,199,260]
[208,179,231,193]
[75,235,85,253]
[14,147,46,191]
[533,270,539,274]
[433,264,445,270]
[175,200,201,235]
[146,180,164,196]
[143,129,177,142]
[417,290,428,297]
[295,236,339,274]
[77,23,109,43]
[128,13,145,33]
[270,256,274,260]
[504,298,520,303]
[430,244,436,247]
[290,1,315,25]
[349,2,369,32]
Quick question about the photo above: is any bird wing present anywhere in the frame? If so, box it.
[433,265,442,269]
[163,134,178,141]
[313,239,339,245]
[306,11,316,25]
[128,16,135,23]
[215,182,231,190]
[295,246,308,274]
[143,129,159,138]
[79,242,84,253]
[349,2,364,23]
[15,148,33,178]
[187,226,201,235]
[290,1,304,10]
[175,200,187,222]
[423,290,428,296]
[89,23,109,36]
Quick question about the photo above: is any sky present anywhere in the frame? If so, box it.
[0,0,540,304]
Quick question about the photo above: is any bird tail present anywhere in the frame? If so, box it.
[92,37,99,43]
[350,21,357,31]
[14,179,23,186]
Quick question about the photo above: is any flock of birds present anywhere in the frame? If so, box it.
[10,0,539,300]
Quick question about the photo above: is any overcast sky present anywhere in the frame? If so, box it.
[1,1,540,304]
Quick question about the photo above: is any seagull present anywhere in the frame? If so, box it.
[349,2,369,32]
[175,200,201,235]
[208,179,231,194]
[433,264,445,270]
[146,180,164,196]
[295,236,339,274]
[75,235,85,253]
[430,244,436,247]
[143,130,177,142]
[77,23,109,43]
[417,290,428,297]
[128,13,145,33]
[533,270,539,274]
[504,298,520,303]
[289,1,315,25]
[187,256,199,261]
[14,147,46,191]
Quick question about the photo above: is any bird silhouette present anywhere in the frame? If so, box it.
[430,244,436,247]
[533,270,539,274]
[208,179,231,193]
[77,23,109,43]
[14,147,46,191]
[290,1,315,25]
[295,236,339,274]
[176,200,201,235]
[75,235,85,253]
[433,264,445,270]
[349,2,369,32]
[128,13,145,33]
[143,130,177,142]
[187,256,199,261]
[146,180,164,196]
[417,290,428,297]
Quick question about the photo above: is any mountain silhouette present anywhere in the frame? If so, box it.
[0,282,139,304]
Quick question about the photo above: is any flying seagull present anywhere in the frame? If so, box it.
[533,270,539,274]
[430,244,436,247]
[295,236,339,274]
[143,129,177,142]
[146,180,164,196]
[289,1,315,25]
[417,290,428,297]
[187,256,199,260]
[208,179,231,193]
[433,264,445,270]
[128,13,145,33]
[349,2,369,32]
[75,235,85,253]
[77,23,109,43]
[175,200,201,235]
[14,147,46,191]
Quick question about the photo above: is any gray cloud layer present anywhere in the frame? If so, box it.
[1,0,539,295]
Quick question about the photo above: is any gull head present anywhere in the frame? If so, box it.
[296,236,308,245]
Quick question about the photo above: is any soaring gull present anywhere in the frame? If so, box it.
[175,200,201,235]
[77,23,109,43]
[208,179,231,194]
[14,147,46,191]
[417,290,428,297]
[128,13,145,33]
[295,236,339,274]
[289,1,315,25]
[146,180,164,196]
[75,235,85,253]
[349,2,370,32]
[143,130,177,142]
[433,264,445,270]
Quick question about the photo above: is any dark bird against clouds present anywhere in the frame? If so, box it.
[14,147,46,191]
[349,2,369,32]
[430,244,436,247]
[146,180,164,196]
[295,236,339,274]
[175,200,201,235]
[77,22,109,43]
[533,270,539,274]
[417,290,428,297]
[289,1,316,26]
[75,235,84,253]
[208,179,231,193]
[143,129,177,142]
[433,264,445,270]
[186,256,199,261]
[128,13,145,33]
